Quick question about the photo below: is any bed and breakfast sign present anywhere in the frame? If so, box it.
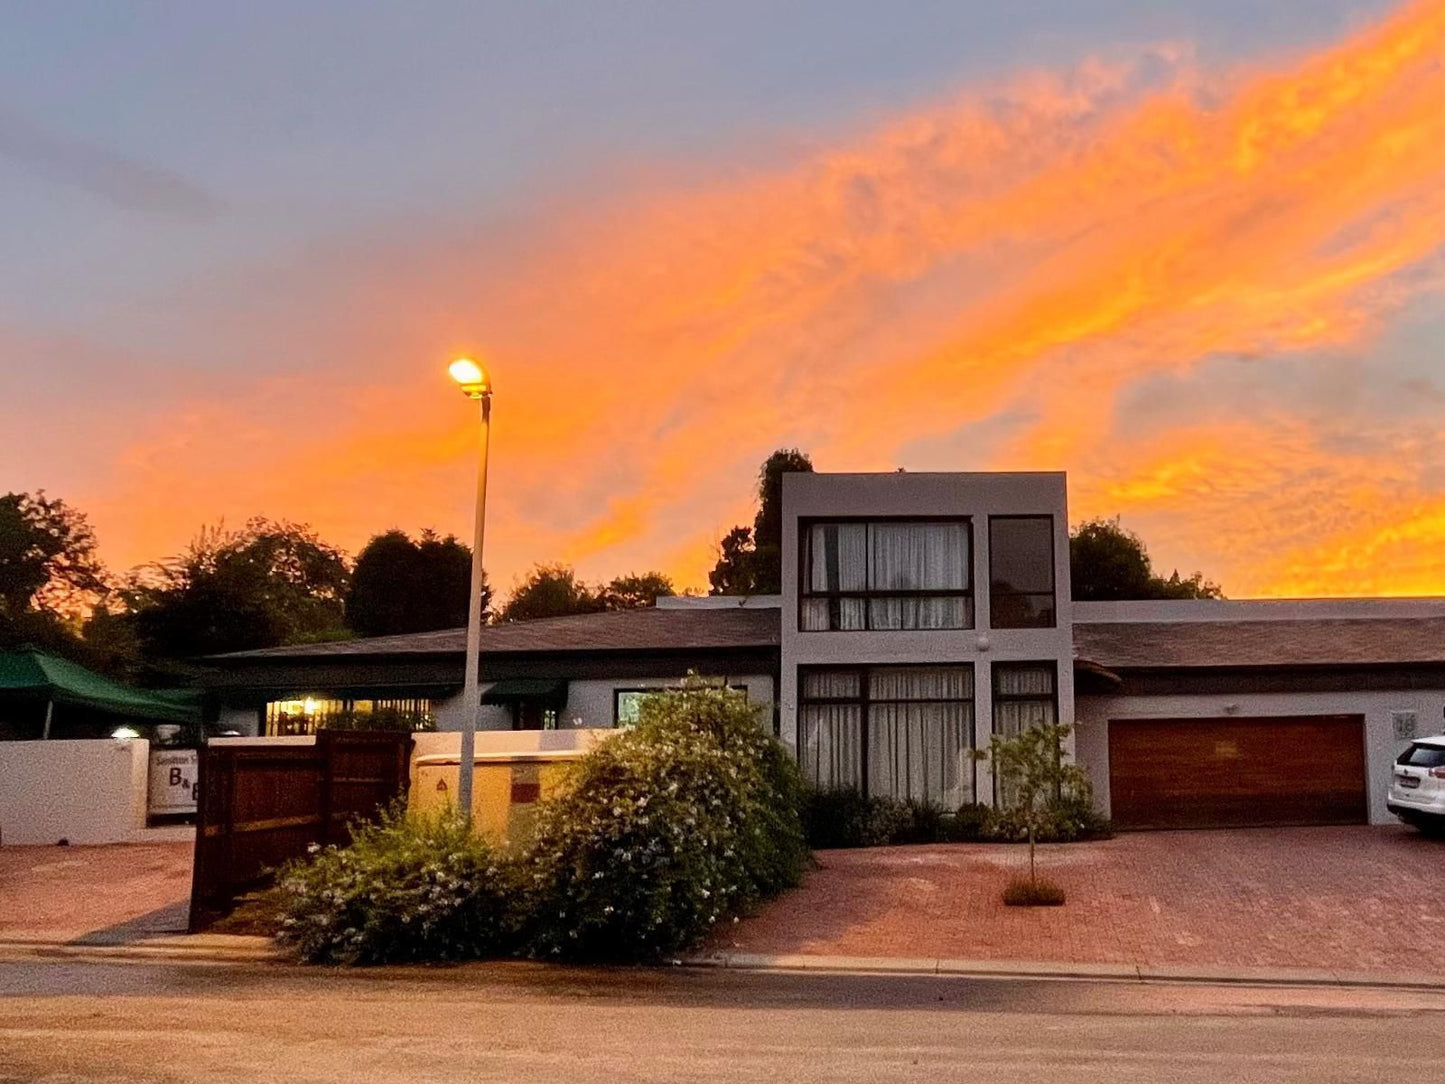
[147,748,199,815]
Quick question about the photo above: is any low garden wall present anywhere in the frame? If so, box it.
[0,738,150,845]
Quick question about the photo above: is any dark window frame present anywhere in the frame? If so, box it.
[798,516,975,633]
[990,660,1061,800]
[991,661,1060,728]
[263,696,433,737]
[987,515,1058,629]
[797,663,977,800]
[509,700,559,731]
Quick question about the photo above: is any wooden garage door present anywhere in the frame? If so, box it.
[1108,715,1367,830]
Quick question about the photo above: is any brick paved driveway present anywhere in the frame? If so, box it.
[0,842,193,943]
[720,826,1445,975]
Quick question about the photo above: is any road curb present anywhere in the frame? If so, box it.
[686,952,1445,991]
[0,934,283,965]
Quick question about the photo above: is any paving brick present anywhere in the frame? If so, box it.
[717,826,1445,978]
[0,842,193,941]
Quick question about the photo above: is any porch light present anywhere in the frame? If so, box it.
[448,357,491,399]
[111,726,140,740]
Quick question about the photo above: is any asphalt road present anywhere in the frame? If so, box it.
[3,958,1444,1083]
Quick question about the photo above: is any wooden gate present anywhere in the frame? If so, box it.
[189,730,412,931]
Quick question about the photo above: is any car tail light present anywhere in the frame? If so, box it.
[1430,767,1445,779]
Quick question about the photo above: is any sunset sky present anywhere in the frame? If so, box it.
[3,0,1444,600]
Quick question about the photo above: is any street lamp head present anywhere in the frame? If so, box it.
[448,356,491,399]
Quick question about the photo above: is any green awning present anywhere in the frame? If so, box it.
[0,646,200,725]
[480,678,567,705]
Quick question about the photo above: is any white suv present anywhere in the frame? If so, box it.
[1388,736,1445,835]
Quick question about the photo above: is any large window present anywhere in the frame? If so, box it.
[801,519,972,631]
[798,665,975,806]
[989,516,1056,628]
[263,697,433,736]
[991,663,1058,738]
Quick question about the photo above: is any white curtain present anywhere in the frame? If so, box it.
[866,667,974,807]
[992,664,1056,737]
[869,522,967,590]
[869,522,969,630]
[869,666,972,701]
[804,524,868,630]
[799,671,863,789]
[805,521,970,631]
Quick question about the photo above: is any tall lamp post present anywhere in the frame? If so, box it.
[448,356,492,823]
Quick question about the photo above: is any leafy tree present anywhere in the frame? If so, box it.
[709,448,814,595]
[973,722,1092,888]
[497,564,604,623]
[499,566,678,622]
[598,571,675,610]
[127,518,350,658]
[0,491,107,620]
[1070,517,1223,601]
[346,529,490,637]
[707,526,759,597]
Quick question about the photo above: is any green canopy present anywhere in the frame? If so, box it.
[0,646,200,725]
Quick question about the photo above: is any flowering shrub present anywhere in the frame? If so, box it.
[803,789,1110,849]
[274,806,522,965]
[524,681,809,961]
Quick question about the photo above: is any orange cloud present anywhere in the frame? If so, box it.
[34,0,1445,602]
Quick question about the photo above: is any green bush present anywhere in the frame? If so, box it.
[523,681,809,962]
[803,789,1108,849]
[951,802,992,842]
[274,806,522,965]
[804,790,988,848]
[983,793,1112,843]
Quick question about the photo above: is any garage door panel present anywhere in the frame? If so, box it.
[1108,715,1366,830]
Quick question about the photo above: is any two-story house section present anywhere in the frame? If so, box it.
[779,471,1074,809]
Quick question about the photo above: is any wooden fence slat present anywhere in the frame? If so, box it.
[188,730,412,932]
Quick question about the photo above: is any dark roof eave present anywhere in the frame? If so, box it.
[205,641,779,669]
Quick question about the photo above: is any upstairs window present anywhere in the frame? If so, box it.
[988,516,1057,629]
[800,520,972,631]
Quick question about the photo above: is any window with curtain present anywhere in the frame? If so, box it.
[801,520,972,631]
[991,663,1058,738]
[614,684,748,727]
[798,665,975,807]
[988,516,1056,628]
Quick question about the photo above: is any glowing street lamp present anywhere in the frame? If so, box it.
[449,355,492,824]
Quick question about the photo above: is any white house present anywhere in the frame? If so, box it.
[204,470,1445,831]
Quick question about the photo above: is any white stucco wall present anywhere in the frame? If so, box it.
[1076,690,1445,826]
[431,673,776,733]
[778,471,1075,800]
[0,739,151,845]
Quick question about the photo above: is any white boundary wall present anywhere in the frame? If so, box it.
[0,739,151,845]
